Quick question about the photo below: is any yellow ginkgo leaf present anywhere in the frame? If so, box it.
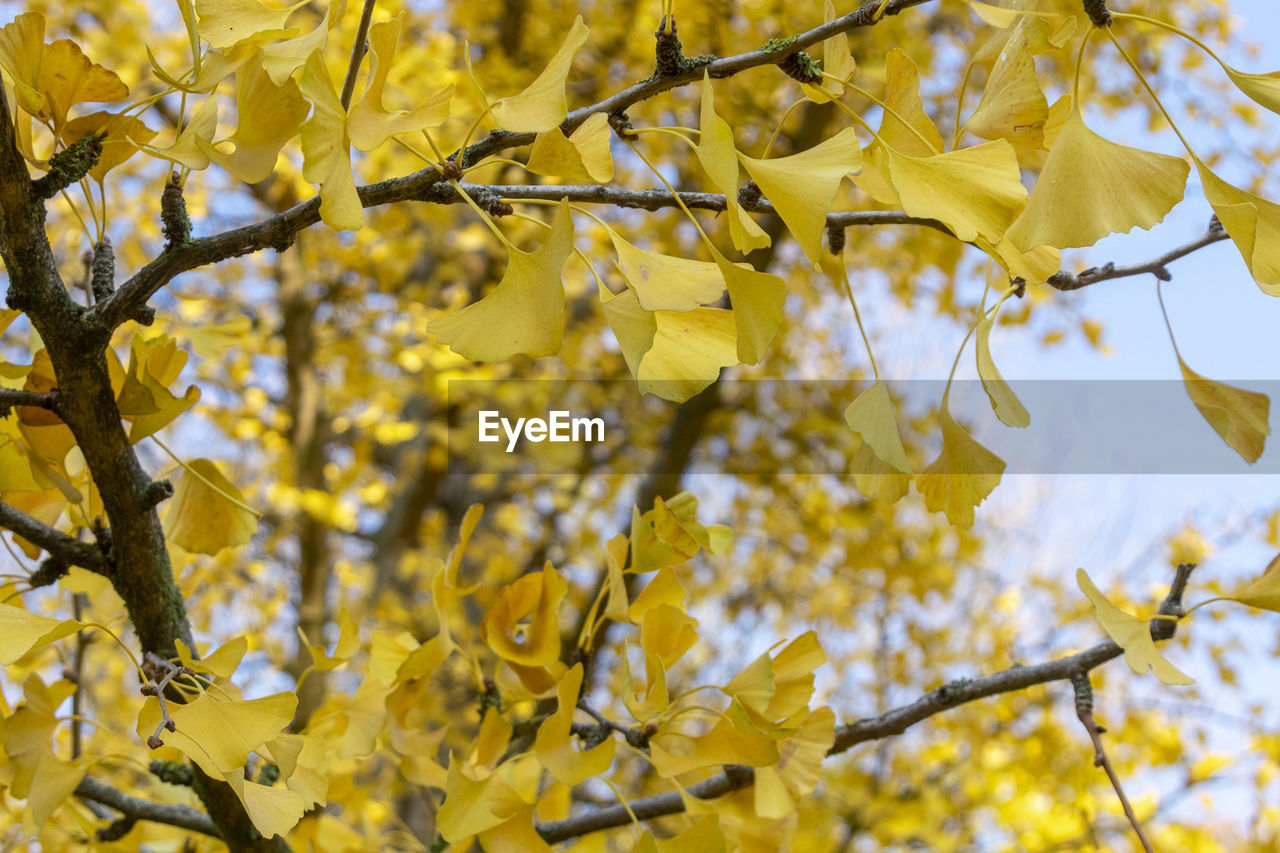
[976,314,1030,427]
[299,50,363,231]
[640,309,738,401]
[535,664,616,785]
[348,13,453,152]
[489,16,588,133]
[526,112,614,183]
[963,32,1047,148]
[878,48,945,156]
[1007,101,1189,251]
[649,701,779,778]
[139,93,218,170]
[1193,157,1280,294]
[1234,552,1280,611]
[162,458,258,555]
[981,235,1061,286]
[739,128,862,267]
[0,603,81,665]
[301,605,361,671]
[607,228,725,312]
[801,0,856,104]
[844,381,912,473]
[437,759,506,842]
[177,635,248,679]
[916,407,1005,527]
[1178,356,1269,464]
[621,646,668,722]
[762,632,827,723]
[117,334,202,443]
[260,10,329,85]
[480,564,568,667]
[27,753,88,827]
[712,249,785,366]
[639,603,699,667]
[36,39,129,130]
[62,112,157,182]
[0,12,45,115]
[429,201,574,361]
[199,54,308,183]
[753,706,834,819]
[724,650,776,715]
[695,75,771,254]
[136,690,297,778]
[628,567,686,623]
[224,766,308,840]
[1224,66,1280,116]
[148,41,257,94]
[886,140,1027,243]
[195,0,304,49]
[599,281,737,403]
[1076,568,1193,685]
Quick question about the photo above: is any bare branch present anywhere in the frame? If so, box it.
[0,388,58,413]
[1048,223,1230,291]
[75,776,219,838]
[0,501,106,574]
[1072,672,1156,853]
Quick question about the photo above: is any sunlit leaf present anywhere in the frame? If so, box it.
[429,201,574,360]
[1178,356,1269,463]
[299,49,362,231]
[916,407,1005,527]
[696,75,771,254]
[195,0,305,49]
[348,12,453,151]
[480,564,568,667]
[1193,156,1280,294]
[963,32,1047,148]
[976,314,1030,427]
[1007,101,1189,251]
[162,458,258,555]
[1234,552,1280,611]
[36,38,129,130]
[489,16,588,132]
[739,128,862,267]
[526,112,613,183]
[1076,569,1193,685]
[535,664,616,784]
[200,53,308,183]
[801,0,856,103]
[0,603,81,665]
[136,690,297,778]
[886,140,1027,243]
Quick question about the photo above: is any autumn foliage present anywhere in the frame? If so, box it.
[1,0,1280,850]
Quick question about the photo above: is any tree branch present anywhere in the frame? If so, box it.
[75,776,219,838]
[1048,222,1230,291]
[534,564,1197,844]
[89,0,938,332]
[0,387,58,414]
[0,501,106,574]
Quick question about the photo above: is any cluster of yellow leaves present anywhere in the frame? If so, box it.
[0,326,256,558]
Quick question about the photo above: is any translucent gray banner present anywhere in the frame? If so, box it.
[445,379,1279,475]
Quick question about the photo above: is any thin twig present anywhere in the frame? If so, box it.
[1072,672,1156,853]
[1048,221,1229,291]
[339,0,378,111]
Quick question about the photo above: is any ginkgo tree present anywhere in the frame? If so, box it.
[1,0,1280,849]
